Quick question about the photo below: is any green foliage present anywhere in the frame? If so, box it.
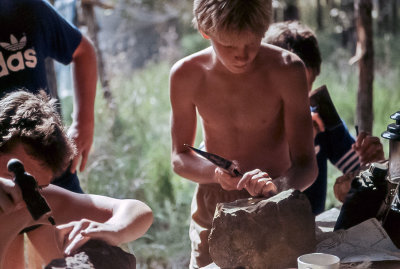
[60,95,73,126]
[180,32,210,56]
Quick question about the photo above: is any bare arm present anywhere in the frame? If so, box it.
[0,178,27,268]
[0,178,50,268]
[28,185,153,259]
[170,61,220,185]
[68,35,98,173]
[273,61,318,191]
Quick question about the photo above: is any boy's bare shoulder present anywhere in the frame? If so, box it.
[257,44,307,95]
[259,43,305,72]
[170,47,213,82]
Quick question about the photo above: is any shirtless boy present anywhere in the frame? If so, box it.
[169,0,318,267]
[0,91,153,269]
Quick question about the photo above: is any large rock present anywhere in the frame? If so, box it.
[209,189,316,269]
[45,239,136,269]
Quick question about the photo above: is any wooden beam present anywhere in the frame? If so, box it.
[354,0,374,134]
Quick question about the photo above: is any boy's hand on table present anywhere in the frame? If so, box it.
[56,219,120,256]
[237,169,278,198]
[352,131,385,166]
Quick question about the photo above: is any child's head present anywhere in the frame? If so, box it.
[193,0,272,37]
[264,21,322,89]
[0,90,75,180]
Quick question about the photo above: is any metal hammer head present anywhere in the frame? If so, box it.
[7,158,25,175]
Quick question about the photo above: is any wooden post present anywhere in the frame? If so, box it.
[80,0,114,108]
[283,0,300,21]
[353,0,374,133]
[392,0,398,35]
[378,0,390,34]
[340,0,356,49]
[317,0,323,30]
[325,0,334,8]
[45,58,62,115]
[45,0,61,115]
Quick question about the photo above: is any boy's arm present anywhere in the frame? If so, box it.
[170,61,223,185]
[0,178,52,266]
[273,61,318,192]
[68,35,98,173]
[28,185,153,259]
[324,123,360,173]
[0,178,27,265]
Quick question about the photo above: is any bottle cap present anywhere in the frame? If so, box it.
[382,111,400,141]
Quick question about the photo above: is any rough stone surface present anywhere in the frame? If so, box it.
[208,189,316,269]
[45,239,136,269]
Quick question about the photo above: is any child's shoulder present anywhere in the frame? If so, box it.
[170,47,213,77]
[258,43,305,71]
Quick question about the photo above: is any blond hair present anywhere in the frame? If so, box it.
[193,0,272,36]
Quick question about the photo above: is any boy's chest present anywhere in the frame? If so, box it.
[194,77,283,128]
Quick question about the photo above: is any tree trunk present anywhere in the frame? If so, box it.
[378,0,391,34]
[45,58,62,116]
[392,0,398,35]
[326,0,335,8]
[340,0,356,50]
[354,0,374,134]
[317,0,323,30]
[45,58,58,98]
[80,2,114,108]
[45,0,61,116]
[283,0,300,21]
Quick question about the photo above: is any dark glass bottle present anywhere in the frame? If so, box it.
[381,111,400,248]
[334,162,388,231]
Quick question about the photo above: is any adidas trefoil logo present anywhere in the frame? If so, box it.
[0,34,37,77]
[0,35,27,51]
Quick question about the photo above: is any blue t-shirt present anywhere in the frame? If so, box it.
[304,121,360,215]
[0,0,82,96]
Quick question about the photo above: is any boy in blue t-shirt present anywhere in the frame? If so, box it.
[0,0,97,193]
